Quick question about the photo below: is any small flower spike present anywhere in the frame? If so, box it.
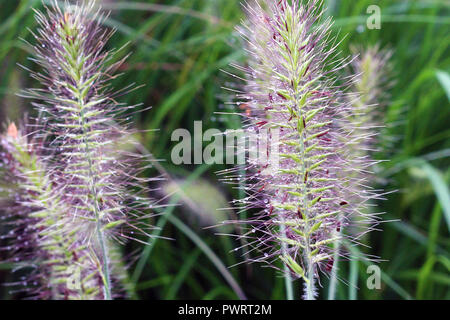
[348,45,393,155]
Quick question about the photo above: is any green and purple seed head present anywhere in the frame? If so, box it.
[224,0,384,299]
[1,0,155,300]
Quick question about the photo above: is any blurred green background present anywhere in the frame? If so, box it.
[0,0,449,300]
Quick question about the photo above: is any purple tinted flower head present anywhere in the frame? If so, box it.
[0,121,71,299]
[225,0,383,299]
[1,1,155,299]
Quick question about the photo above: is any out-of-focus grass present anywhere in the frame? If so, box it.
[0,0,449,300]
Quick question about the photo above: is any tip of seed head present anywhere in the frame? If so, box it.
[7,123,18,139]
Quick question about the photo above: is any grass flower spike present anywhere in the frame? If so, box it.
[0,122,85,299]
[228,0,382,299]
[327,46,392,300]
[348,45,393,155]
[0,0,155,299]
[0,122,56,297]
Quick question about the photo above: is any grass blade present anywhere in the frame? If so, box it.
[436,70,450,101]
[421,162,450,232]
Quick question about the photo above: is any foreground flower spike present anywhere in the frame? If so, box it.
[10,0,155,299]
[0,123,95,299]
[226,0,380,299]
[0,123,60,297]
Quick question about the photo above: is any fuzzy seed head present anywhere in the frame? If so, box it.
[225,0,383,299]
[1,0,155,300]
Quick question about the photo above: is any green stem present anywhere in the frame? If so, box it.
[349,259,358,300]
[79,106,112,300]
[327,241,341,300]
[280,222,294,300]
[328,219,342,300]
[304,237,316,300]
